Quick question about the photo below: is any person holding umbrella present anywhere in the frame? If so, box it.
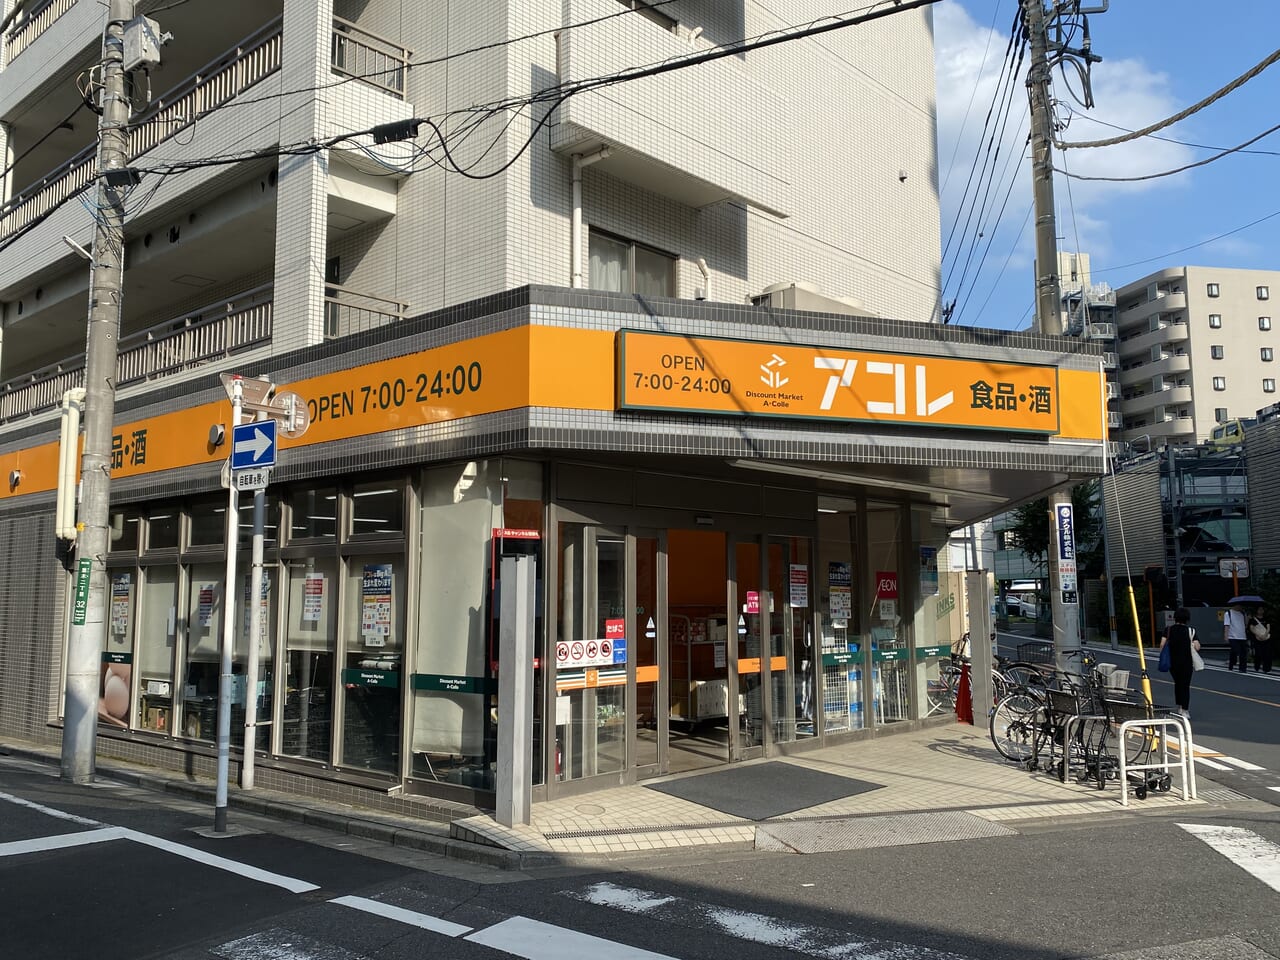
[1224,595,1262,672]
[1249,606,1272,674]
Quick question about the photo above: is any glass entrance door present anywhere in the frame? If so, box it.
[733,538,764,760]
[632,530,664,776]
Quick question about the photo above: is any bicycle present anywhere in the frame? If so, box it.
[987,648,1110,766]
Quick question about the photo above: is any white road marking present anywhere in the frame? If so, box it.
[466,916,679,960]
[329,895,472,937]
[0,825,126,857]
[1194,757,1232,771]
[0,789,101,825]
[1179,823,1280,894]
[568,881,970,959]
[1270,786,1280,794]
[1219,756,1266,771]
[0,790,318,892]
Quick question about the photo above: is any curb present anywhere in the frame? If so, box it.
[0,741,554,870]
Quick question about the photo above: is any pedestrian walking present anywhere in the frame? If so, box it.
[1159,608,1200,717]
[1249,607,1273,674]
[1224,600,1250,672]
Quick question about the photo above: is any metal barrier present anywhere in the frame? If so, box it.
[1116,714,1196,806]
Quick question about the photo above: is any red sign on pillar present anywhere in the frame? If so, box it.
[875,571,899,599]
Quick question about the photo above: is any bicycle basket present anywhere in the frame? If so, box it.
[1016,641,1055,664]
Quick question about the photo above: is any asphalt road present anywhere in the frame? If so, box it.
[3,751,1280,960]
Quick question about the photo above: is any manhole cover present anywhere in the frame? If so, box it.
[574,803,606,815]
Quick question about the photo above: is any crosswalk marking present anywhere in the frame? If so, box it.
[466,916,679,960]
[1178,823,1280,895]
[329,895,472,937]
[1194,757,1232,771]
[568,881,971,959]
[1219,756,1266,771]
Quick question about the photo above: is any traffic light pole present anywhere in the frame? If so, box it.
[61,0,135,784]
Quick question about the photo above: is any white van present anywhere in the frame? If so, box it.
[1005,581,1040,618]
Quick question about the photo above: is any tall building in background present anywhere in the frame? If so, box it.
[1114,266,1280,446]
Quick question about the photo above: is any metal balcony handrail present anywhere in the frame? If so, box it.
[0,284,275,423]
[4,0,73,61]
[0,19,283,242]
[331,16,413,99]
[323,282,409,339]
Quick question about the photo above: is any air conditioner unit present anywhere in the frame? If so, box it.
[750,281,875,318]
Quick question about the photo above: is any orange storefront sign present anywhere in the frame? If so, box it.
[616,331,1064,434]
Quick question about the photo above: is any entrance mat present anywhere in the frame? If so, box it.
[644,762,883,820]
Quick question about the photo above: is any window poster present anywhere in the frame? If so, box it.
[828,561,851,625]
[920,546,939,597]
[197,583,216,627]
[110,572,132,637]
[361,563,393,647]
[789,564,809,608]
[302,573,325,623]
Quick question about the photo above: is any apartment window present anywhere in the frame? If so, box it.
[1215,408,1229,423]
[1259,286,1271,300]
[1261,316,1272,331]
[1212,376,1226,391]
[1208,314,1222,329]
[1207,283,1220,298]
[614,0,677,31]
[1266,379,1277,394]
[589,229,676,297]
[1210,345,1224,360]
[1263,347,1274,362]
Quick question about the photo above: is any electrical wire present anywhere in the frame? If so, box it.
[940,2,1006,197]
[1092,208,1280,276]
[1063,112,1280,157]
[1054,120,1280,182]
[1055,45,1280,150]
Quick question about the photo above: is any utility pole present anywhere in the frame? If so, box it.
[1023,0,1081,674]
[61,0,135,784]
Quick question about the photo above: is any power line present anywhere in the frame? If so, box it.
[1063,112,1280,157]
[1090,207,1280,275]
[1054,121,1280,182]
[1055,45,1280,150]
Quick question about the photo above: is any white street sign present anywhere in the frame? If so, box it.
[1219,557,1250,578]
[234,467,271,492]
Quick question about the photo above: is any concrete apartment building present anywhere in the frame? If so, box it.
[0,0,1105,817]
[1114,265,1280,446]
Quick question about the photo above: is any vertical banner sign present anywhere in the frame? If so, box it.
[241,572,271,653]
[1056,503,1078,601]
[361,563,393,646]
[828,561,851,626]
[73,558,92,626]
[919,547,939,597]
[197,584,216,627]
[789,564,810,608]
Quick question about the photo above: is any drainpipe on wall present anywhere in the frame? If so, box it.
[570,147,611,288]
[57,388,87,541]
[695,257,710,301]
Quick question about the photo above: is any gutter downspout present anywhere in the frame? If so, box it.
[570,147,611,288]
[695,257,710,301]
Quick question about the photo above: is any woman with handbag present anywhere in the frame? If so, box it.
[1249,607,1272,674]
[1158,607,1200,718]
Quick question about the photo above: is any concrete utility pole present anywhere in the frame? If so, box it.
[62,0,135,784]
[1022,0,1082,673]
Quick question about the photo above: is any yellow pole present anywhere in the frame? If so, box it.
[1126,584,1153,707]
[1232,569,1239,596]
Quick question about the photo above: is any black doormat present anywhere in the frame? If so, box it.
[644,762,883,820]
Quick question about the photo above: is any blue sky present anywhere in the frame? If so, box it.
[933,0,1280,330]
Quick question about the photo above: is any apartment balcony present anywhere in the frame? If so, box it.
[1101,352,1119,370]
[1117,354,1191,386]
[1086,322,1117,340]
[1104,381,1121,400]
[1119,321,1190,356]
[0,20,284,244]
[1107,412,1123,430]
[550,0,789,217]
[1118,386,1193,416]
[0,282,404,423]
[1117,291,1187,330]
[3,0,76,62]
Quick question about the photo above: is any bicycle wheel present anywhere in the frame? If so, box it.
[989,691,1042,762]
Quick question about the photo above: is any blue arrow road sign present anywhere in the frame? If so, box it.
[231,419,276,469]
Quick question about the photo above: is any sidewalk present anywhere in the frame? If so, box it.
[0,722,1250,868]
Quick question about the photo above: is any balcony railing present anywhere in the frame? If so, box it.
[323,283,409,339]
[4,0,75,62]
[331,17,412,99]
[0,285,275,423]
[0,20,283,242]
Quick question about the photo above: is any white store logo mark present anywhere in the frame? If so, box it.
[815,357,954,417]
[760,354,789,388]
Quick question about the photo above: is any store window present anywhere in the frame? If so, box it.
[281,557,338,762]
[912,509,961,722]
[147,508,179,550]
[99,566,135,729]
[289,485,339,540]
[866,502,908,725]
[181,564,224,740]
[189,496,229,547]
[108,508,140,553]
[340,554,405,774]
[588,229,675,297]
[815,503,863,734]
[136,566,178,733]
[351,481,404,537]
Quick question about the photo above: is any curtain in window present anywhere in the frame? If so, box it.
[589,233,629,292]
